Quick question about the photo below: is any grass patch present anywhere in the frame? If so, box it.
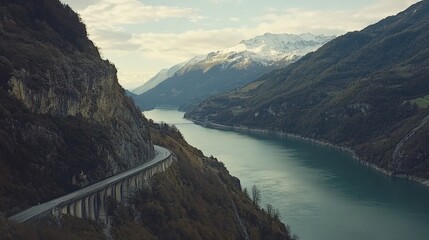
[240,80,265,93]
[407,95,429,108]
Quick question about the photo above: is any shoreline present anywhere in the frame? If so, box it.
[186,117,429,187]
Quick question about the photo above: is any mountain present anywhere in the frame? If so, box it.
[0,0,154,213]
[131,56,204,95]
[226,33,335,64]
[132,33,334,110]
[0,0,291,238]
[186,1,429,181]
[132,65,183,95]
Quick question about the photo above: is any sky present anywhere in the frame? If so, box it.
[60,0,420,90]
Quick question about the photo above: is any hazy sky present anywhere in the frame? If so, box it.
[61,0,419,90]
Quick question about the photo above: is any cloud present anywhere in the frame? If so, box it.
[131,0,420,65]
[132,29,246,64]
[117,71,157,90]
[209,0,242,4]
[250,0,420,36]
[253,9,362,36]
[61,0,101,10]
[91,29,140,51]
[354,0,419,21]
[79,0,196,31]
[64,0,420,89]
[71,0,204,55]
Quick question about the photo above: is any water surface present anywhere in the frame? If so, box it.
[144,109,429,240]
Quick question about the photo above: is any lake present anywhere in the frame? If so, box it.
[144,108,429,240]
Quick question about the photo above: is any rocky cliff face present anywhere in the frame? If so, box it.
[8,56,153,172]
[0,1,293,238]
[0,0,153,213]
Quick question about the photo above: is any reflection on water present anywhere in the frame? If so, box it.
[144,109,429,240]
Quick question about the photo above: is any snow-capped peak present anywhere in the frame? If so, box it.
[132,33,335,94]
[222,33,334,64]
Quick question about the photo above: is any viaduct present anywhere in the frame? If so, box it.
[9,145,173,223]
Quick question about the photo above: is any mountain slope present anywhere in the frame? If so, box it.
[0,0,291,238]
[0,0,154,214]
[133,33,334,110]
[131,56,203,95]
[1,122,293,240]
[186,1,429,181]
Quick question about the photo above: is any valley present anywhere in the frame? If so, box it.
[131,33,334,110]
[145,108,429,240]
[186,0,429,184]
[1,0,428,239]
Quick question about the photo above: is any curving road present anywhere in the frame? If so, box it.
[9,145,171,223]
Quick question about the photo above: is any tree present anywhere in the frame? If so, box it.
[273,208,281,220]
[243,187,249,199]
[266,203,273,217]
[251,185,261,207]
[266,203,281,220]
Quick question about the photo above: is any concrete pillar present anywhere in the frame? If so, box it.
[98,189,107,223]
[137,173,143,188]
[106,185,113,198]
[162,162,166,171]
[68,202,76,217]
[22,154,173,223]
[114,182,122,202]
[122,180,129,200]
[144,170,150,181]
[61,205,68,215]
[128,175,138,192]
[82,195,93,219]
[88,194,97,221]
[75,199,83,218]
[130,175,137,189]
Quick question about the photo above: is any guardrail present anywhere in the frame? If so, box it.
[9,145,172,223]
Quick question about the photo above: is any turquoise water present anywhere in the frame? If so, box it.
[144,109,429,240]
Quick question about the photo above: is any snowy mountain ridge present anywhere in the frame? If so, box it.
[132,33,334,94]
[225,33,335,63]
[132,55,205,94]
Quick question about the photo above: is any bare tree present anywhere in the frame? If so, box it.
[273,208,281,220]
[251,185,261,207]
[266,203,273,217]
[243,187,249,199]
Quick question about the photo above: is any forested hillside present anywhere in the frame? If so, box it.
[186,0,429,181]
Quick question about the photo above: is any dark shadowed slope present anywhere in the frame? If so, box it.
[0,0,154,214]
[0,1,292,239]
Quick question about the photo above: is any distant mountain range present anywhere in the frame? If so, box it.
[131,33,334,110]
[132,57,200,95]
[186,0,429,182]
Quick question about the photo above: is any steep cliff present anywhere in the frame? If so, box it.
[0,0,153,214]
[0,2,292,239]
[186,1,429,181]
[0,0,291,240]
[0,122,293,240]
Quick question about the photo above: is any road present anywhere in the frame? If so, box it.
[9,145,171,223]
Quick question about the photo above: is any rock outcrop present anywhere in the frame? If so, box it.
[0,0,153,213]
